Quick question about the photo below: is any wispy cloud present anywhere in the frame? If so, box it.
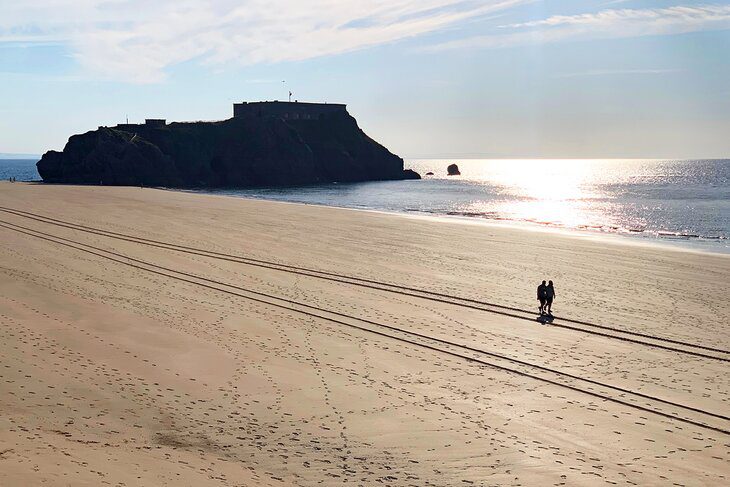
[0,0,526,83]
[599,0,636,6]
[431,4,730,51]
[552,68,680,78]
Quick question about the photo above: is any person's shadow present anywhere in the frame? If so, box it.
[536,313,554,324]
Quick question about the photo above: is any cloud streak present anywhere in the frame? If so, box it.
[0,0,526,83]
[552,68,680,78]
[431,4,730,51]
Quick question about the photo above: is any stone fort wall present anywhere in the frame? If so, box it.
[233,101,346,120]
[109,102,346,130]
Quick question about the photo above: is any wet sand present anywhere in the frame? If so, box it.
[0,182,728,486]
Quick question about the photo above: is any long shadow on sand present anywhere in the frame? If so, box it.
[536,313,554,324]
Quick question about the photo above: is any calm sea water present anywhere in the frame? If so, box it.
[2,158,728,253]
[0,159,40,182]
[206,159,730,254]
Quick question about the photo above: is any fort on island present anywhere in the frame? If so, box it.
[38,99,421,187]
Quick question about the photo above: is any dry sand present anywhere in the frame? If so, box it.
[0,182,728,486]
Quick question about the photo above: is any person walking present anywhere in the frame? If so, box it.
[537,280,547,314]
[545,280,556,315]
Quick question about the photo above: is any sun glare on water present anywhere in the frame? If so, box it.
[459,159,615,230]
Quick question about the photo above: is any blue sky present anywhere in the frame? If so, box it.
[1,0,729,158]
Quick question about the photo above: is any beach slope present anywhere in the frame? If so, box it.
[0,182,728,485]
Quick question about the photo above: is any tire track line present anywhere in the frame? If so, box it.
[1,219,728,436]
[1,206,727,361]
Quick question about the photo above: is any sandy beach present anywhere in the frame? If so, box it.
[0,181,728,486]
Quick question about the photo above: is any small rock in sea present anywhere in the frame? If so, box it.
[447,164,460,176]
[402,169,421,180]
[425,172,434,176]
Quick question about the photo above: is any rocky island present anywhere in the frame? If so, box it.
[37,101,420,187]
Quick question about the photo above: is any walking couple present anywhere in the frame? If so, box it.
[537,280,555,315]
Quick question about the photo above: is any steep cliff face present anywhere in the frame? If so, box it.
[37,111,419,187]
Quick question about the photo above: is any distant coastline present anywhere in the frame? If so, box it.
[0,153,40,160]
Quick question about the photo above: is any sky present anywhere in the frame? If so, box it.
[1,0,729,159]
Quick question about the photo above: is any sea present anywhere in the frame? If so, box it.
[3,158,729,254]
[0,158,42,182]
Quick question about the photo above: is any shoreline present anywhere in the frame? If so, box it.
[5,180,730,256]
[4,155,729,256]
[184,185,730,257]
